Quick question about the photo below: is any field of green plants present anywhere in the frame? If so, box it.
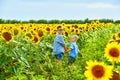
[0,22,120,80]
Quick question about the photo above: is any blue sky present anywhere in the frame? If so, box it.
[0,0,120,20]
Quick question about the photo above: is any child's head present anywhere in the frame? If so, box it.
[71,35,79,42]
[57,26,64,34]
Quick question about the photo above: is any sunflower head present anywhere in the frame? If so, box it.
[117,32,120,38]
[74,25,78,28]
[13,28,19,36]
[112,34,116,40]
[84,60,113,80]
[104,42,120,62]
[65,32,68,37]
[110,71,120,80]
[115,32,120,40]
[20,26,24,30]
[116,40,120,44]
[33,35,40,44]
[37,30,44,38]
[2,31,13,43]
[46,27,50,32]
[25,32,33,40]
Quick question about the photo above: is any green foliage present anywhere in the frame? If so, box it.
[29,20,37,23]
[115,20,120,24]
[0,18,120,24]
[36,20,48,24]
[99,19,114,23]
[48,20,60,24]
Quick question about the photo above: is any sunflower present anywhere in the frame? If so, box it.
[19,25,27,32]
[111,34,116,40]
[117,33,120,38]
[2,31,13,43]
[116,32,120,40]
[71,28,75,33]
[25,32,33,40]
[104,42,120,62]
[30,29,35,35]
[67,26,70,29]
[75,29,80,34]
[65,31,68,37]
[20,26,24,30]
[96,20,100,24]
[92,26,97,31]
[46,27,50,32]
[37,30,44,38]
[52,29,57,35]
[84,60,113,80]
[116,40,120,44]
[12,28,20,36]
[45,27,51,35]
[74,25,78,28]
[33,35,40,44]
[109,71,120,80]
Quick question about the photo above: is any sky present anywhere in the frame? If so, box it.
[0,0,120,20]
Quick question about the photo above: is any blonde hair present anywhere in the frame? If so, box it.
[71,35,79,39]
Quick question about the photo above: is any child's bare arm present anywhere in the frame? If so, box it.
[64,45,68,52]
[63,45,67,50]
[66,48,72,53]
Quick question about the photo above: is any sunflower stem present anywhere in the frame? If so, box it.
[112,61,114,69]
[112,61,117,70]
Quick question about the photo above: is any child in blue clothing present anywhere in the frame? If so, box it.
[53,26,66,63]
[66,35,79,65]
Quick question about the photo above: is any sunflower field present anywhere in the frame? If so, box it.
[0,20,120,80]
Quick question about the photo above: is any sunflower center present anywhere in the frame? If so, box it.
[14,29,19,35]
[92,65,105,78]
[34,36,38,43]
[38,30,44,37]
[21,27,24,30]
[118,33,120,38]
[76,30,78,33]
[46,28,50,31]
[72,29,74,32]
[109,47,119,57]
[65,32,68,37]
[2,32,12,42]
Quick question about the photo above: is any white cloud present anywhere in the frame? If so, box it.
[64,2,120,9]
[85,3,120,9]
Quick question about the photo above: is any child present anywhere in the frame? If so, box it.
[53,26,66,63]
[67,35,79,65]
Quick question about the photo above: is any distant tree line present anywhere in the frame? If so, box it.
[0,18,120,24]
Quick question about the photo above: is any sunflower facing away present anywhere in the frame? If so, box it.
[84,60,113,80]
[104,42,120,62]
